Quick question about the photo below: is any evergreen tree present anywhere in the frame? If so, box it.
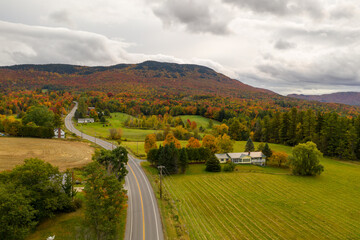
[270,112,281,142]
[205,155,221,172]
[261,116,271,142]
[287,108,298,146]
[245,138,255,152]
[167,143,179,174]
[157,143,179,174]
[253,119,263,142]
[179,148,189,173]
[279,112,290,144]
[262,143,272,158]
[147,148,159,166]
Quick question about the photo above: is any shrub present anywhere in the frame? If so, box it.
[223,161,236,172]
[109,128,122,140]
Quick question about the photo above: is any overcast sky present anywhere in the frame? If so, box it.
[0,0,359,95]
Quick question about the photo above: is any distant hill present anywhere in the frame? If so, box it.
[0,61,274,98]
[288,92,360,106]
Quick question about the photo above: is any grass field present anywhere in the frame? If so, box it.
[179,115,220,129]
[77,112,160,141]
[77,113,219,142]
[142,144,360,240]
[0,138,94,171]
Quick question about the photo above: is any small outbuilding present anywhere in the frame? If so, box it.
[78,118,94,123]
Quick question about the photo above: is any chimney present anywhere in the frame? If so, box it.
[248,152,250,155]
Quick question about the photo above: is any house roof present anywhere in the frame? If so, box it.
[227,153,246,159]
[215,153,229,159]
[227,152,265,158]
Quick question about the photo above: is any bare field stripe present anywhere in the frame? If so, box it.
[128,163,146,240]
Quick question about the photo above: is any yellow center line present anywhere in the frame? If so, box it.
[128,163,146,240]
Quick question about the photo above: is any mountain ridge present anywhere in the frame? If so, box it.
[288,92,360,106]
[0,61,275,97]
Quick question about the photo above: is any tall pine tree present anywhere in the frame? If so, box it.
[245,138,255,152]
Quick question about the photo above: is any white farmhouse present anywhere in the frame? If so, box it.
[215,152,266,166]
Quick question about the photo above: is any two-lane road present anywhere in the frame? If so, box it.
[65,103,164,240]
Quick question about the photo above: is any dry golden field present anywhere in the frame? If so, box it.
[0,137,94,171]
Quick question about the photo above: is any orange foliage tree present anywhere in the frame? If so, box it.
[190,121,197,130]
[163,132,181,149]
[186,137,201,148]
[268,152,289,167]
[202,134,219,153]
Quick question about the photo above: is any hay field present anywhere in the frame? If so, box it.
[0,138,94,171]
[143,146,360,239]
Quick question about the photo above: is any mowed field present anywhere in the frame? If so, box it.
[143,144,360,239]
[0,138,94,171]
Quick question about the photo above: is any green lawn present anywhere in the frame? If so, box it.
[179,115,220,129]
[142,144,360,240]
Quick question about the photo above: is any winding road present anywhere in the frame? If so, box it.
[65,103,164,240]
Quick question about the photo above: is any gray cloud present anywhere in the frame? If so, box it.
[274,39,296,50]
[48,10,75,27]
[222,0,324,19]
[0,20,235,78]
[152,0,231,35]
[255,48,360,89]
[329,4,357,20]
[0,21,132,66]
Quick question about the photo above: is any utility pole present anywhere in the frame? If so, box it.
[158,166,165,199]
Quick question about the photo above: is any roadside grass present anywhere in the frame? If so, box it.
[0,137,94,171]
[142,144,360,240]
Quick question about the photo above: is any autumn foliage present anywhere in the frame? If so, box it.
[186,137,201,148]
[163,132,181,149]
[144,134,157,154]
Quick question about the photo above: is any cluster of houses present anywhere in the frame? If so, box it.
[215,152,266,166]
